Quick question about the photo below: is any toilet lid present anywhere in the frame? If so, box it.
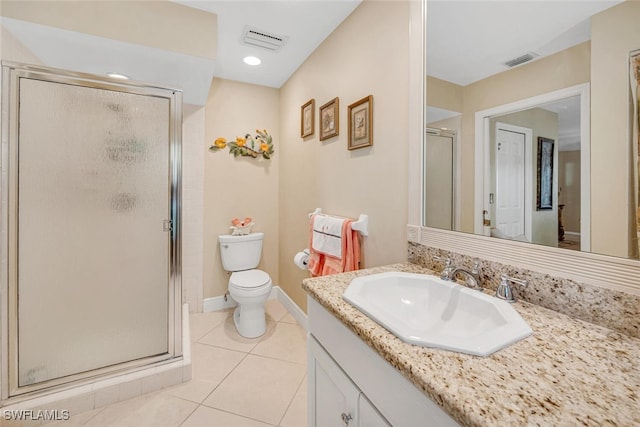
[230,270,271,289]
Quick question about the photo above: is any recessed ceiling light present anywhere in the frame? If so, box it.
[107,72,129,80]
[243,56,261,66]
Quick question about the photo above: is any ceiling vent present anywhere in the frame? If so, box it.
[241,26,288,52]
[504,52,539,68]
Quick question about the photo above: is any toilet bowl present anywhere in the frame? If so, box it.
[218,232,272,338]
[228,269,272,338]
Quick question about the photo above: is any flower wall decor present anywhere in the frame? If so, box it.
[209,129,274,159]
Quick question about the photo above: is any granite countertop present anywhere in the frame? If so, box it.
[302,263,640,427]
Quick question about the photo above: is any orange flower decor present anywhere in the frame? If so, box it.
[209,129,274,159]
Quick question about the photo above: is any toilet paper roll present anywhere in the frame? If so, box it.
[293,250,309,270]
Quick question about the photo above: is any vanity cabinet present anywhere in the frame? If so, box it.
[307,297,459,427]
[309,336,390,427]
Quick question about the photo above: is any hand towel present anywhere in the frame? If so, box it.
[308,215,361,277]
[311,214,345,259]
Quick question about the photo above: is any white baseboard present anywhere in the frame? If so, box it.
[275,287,308,331]
[203,286,307,331]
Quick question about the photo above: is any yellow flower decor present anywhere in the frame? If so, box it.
[209,129,274,159]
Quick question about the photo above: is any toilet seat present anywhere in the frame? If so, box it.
[229,269,271,289]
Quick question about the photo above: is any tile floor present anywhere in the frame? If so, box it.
[47,300,308,427]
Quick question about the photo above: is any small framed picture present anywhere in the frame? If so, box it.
[348,95,373,150]
[319,97,339,141]
[301,99,315,138]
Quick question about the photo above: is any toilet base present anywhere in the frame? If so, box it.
[233,304,267,338]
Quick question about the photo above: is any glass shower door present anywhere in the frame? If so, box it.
[6,71,180,394]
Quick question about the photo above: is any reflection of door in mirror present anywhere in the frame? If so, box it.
[492,123,532,242]
[477,92,585,251]
[424,128,455,229]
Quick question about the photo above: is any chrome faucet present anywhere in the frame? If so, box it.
[449,263,482,290]
[496,274,528,302]
[435,256,454,280]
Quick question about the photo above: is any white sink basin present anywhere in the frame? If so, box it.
[343,272,532,357]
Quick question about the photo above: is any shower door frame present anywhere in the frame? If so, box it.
[0,62,183,399]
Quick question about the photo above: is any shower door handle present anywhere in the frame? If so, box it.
[163,220,173,232]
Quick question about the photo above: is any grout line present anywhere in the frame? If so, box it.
[277,372,307,427]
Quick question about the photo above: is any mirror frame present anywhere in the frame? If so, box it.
[407,0,640,296]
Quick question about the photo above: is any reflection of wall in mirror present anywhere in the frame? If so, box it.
[426,41,589,235]
[591,0,640,258]
[558,151,581,235]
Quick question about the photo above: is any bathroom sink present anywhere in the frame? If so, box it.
[343,272,532,357]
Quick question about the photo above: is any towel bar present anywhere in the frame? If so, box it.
[308,208,369,237]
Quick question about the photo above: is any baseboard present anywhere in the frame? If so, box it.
[203,286,308,331]
[275,287,308,331]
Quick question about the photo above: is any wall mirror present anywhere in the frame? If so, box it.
[423,0,640,261]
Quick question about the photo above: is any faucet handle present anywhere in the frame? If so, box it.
[434,256,453,280]
[496,274,528,303]
[471,260,480,274]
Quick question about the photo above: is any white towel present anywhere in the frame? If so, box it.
[312,215,345,259]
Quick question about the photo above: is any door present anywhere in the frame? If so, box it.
[424,129,455,229]
[494,122,532,240]
[2,64,182,396]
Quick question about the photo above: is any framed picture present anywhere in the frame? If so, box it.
[348,95,373,150]
[536,137,555,210]
[301,99,315,138]
[319,97,339,141]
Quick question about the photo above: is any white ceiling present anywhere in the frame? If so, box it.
[173,0,361,88]
[1,1,360,105]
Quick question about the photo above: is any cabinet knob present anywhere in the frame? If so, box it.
[341,412,353,426]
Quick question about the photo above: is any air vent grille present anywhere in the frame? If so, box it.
[241,26,288,52]
[504,52,539,68]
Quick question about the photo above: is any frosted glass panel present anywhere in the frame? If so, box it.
[17,78,170,386]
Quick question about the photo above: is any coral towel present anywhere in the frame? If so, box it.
[308,214,361,277]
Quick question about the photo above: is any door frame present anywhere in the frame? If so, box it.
[474,83,591,251]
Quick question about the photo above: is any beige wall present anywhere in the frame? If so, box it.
[278,1,410,311]
[558,150,581,234]
[591,0,640,258]
[203,78,280,299]
[426,76,463,113]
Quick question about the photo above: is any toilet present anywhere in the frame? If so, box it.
[218,232,273,338]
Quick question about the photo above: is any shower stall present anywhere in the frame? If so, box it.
[0,63,182,399]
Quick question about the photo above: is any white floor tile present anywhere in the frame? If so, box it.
[250,323,307,365]
[197,316,275,353]
[191,343,246,384]
[81,391,197,427]
[189,311,232,342]
[264,299,288,322]
[279,376,308,427]
[181,406,276,427]
[202,355,306,425]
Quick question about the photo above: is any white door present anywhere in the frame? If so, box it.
[494,123,532,240]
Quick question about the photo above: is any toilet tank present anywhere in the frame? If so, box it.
[218,232,264,271]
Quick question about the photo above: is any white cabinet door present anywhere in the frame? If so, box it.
[309,336,359,427]
[358,393,391,427]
